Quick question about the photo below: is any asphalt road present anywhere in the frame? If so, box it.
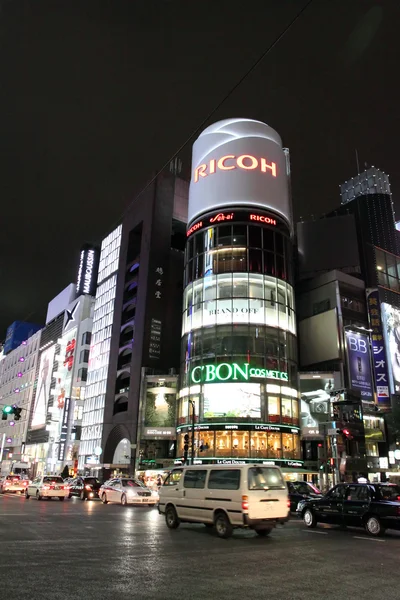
[1,492,399,600]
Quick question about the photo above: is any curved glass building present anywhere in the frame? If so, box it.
[177,118,302,470]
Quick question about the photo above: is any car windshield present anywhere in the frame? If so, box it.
[378,485,400,501]
[292,482,320,495]
[84,478,100,485]
[43,477,64,483]
[248,467,286,490]
[122,480,143,488]
[7,475,20,480]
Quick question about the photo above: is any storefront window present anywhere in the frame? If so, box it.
[268,432,281,458]
[268,396,280,423]
[366,442,379,457]
[177,398,189,425]
[232,431,250,458]
[251,431,268,458]
[282,433,295,459]
[197,431,214,457]
[215,431,232,457]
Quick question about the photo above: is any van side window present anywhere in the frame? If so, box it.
[208,469,240,490]
[184,470,207,489]
[163,470,183,486]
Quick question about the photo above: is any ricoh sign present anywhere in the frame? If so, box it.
[188,118,290,226]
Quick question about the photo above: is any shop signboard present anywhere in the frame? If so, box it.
[345,330,373,400]
[190,362,288,384]
[367,290,390,407]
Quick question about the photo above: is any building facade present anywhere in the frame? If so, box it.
[176,118,302,474]
[79,170,188,477]
[0,330,42,474]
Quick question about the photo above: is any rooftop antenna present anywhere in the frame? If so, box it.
[355,149,360,174]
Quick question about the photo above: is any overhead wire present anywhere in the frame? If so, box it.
[103,0,314,237]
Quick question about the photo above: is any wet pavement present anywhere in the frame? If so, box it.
[1,492,399,599]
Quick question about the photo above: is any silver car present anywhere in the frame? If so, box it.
[99,478,159,506]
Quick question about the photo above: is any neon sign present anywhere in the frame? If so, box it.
[186,210,278,238]
[250,214,276,225]
[194,155,277,183]
[190,362,288,384]
[209,212,234,223]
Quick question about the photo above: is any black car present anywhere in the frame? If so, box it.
[297,482,400,536]
[287,481,322,511]
[68,477,101,501]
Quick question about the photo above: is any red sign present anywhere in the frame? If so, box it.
[187,211,278,238]
[63,338,76,372]
[194,154,277,183]
[250,214,276,225]
[209,212,234,223]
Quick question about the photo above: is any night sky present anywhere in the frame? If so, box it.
[1,0,399,338]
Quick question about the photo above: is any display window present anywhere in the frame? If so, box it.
[268,396,280,423]
[182,275,295,334]
[282,433,296,459]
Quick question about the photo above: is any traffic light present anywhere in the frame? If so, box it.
[1,405,22,421]
[183,433,190,463]
[13,407,22,421]
[2,406,12,420]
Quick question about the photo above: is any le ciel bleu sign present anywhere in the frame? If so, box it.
[190,362,288,385]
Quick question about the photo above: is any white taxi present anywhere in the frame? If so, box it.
[25,475,68,501]
[0,474,29,494]
[99,477,159,506]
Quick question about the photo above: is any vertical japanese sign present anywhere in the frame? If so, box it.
[381,303,400,395]
[149,266,164,360]
[345,331,373,401]
[367,289,390,407]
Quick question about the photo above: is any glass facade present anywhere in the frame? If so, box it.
[179,212,301,467]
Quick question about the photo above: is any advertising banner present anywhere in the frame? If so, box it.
[345,331,373,401]
[381,302,400,395]
[31,344,56,429]
[367,290,390,407]
[188,118,290,226]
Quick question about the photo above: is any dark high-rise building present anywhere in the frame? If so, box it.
[78,170,189,475]
[176,118,303,474]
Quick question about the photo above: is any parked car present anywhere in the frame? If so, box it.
[68,477,101,500]
[25,475,68,501]
[99,478,159,506]
[287,481,322,511]
[297,482,400,536]
[0,474,29,494]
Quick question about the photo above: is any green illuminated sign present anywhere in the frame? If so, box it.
[190,363,288,385]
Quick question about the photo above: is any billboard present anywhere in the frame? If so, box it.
[76,244,100,297]
[31,344,56,429]
[381,302,400,395]
[203,382,261,419]
[345,331,373,401]
[299,372,341,439]
[188,118,290,225]
[367,290,390,407]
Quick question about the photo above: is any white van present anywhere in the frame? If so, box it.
[158,464,290,538]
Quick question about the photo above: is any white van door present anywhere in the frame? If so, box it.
[179,469,208,520]
[246,467,288,520]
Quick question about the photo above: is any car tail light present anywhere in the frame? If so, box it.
[287,500,291,508]
[242,495,249,511]
[59,486,64,490]
[42,485,50,490]
[85,485,92,490]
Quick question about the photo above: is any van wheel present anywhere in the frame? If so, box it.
[25,491,29,500]
[214,512,233,539]
[256,528,272,537]
[165,506,180,529]
[303,508,317,528]
[101,493,108,504]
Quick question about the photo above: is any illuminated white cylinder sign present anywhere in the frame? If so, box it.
[188,118,290,225]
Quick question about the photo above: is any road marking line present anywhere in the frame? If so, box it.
[302,529,328,534]
[353,536,385,542]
